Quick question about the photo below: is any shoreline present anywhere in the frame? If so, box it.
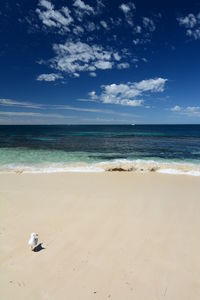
[0,159,200,176]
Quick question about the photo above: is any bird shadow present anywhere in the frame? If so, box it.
[33,243,45,252]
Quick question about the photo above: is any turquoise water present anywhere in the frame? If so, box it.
[0,125,200,174]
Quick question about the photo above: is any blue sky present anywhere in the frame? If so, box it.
[0,0,200,124]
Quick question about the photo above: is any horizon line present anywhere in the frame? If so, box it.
[0,123,200,126]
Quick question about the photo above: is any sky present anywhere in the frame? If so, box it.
[0,0,200,124]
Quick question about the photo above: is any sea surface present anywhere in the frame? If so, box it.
[0,125,200,175]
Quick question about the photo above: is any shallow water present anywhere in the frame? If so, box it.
[0,125,200,175]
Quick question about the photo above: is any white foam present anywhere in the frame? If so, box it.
[0,159,200,176]
[0,164,104,174]
[158,168,200,176]
[29,166,104,173]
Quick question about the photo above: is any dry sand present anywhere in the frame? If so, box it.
[0,172,200,300]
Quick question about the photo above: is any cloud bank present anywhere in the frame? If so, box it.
[89,77,167,107]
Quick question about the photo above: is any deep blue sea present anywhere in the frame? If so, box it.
[0,125,200,175]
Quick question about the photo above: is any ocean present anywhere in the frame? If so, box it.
[0,124,200,175]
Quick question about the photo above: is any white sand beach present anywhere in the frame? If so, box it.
[0,172,200,300]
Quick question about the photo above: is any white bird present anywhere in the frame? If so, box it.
[28,233,38,251]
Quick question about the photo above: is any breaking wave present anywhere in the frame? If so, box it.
[1,159,200,176]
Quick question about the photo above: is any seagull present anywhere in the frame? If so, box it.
[28,233,38,251]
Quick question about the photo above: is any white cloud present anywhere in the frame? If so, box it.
[177,13,200,40]
[134,78,167,92]
[58,107,135,118]
[57,105,138,118]
[133,18,156,44]
[142,57,147,62]
[33,1,160,78]
[51,105,111,113]
[73,25,84,35]
[120,4,129,14]
[119,2,135,14]
[117,62,130,69]
[35,0,104,36]
[100,20,109,30]
[142,17,156,32]
[94,60,113,69]
[0,97,137,117]
[171,105,200,116]
[186,106,200,116]
[88,91,98,99]
[74,72,80,78]
[77,98,98,102]
[0,99,43,109]
[73,0,94,20]
[73,0,94,14]
[39,0,53,10]
[177,14,197,28]
[89,72,97,77]
[110,17,122,27]
[96,0,105,9]
[133,38,150,45]
[85,22,96,32]
[186,28,200,40]
[113,52,121,61]
[37,73,63,81]
[135,25,142,33]
[119,2,136,26]
[133,38,140,45]
[0,111,65,118]
[102,96,144,107]
[36,0,73,33]
[88,77,167,107]
[171,105,181,112]
[49,41,125,77]
[33,1,160,80]
[0,102,136,121]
